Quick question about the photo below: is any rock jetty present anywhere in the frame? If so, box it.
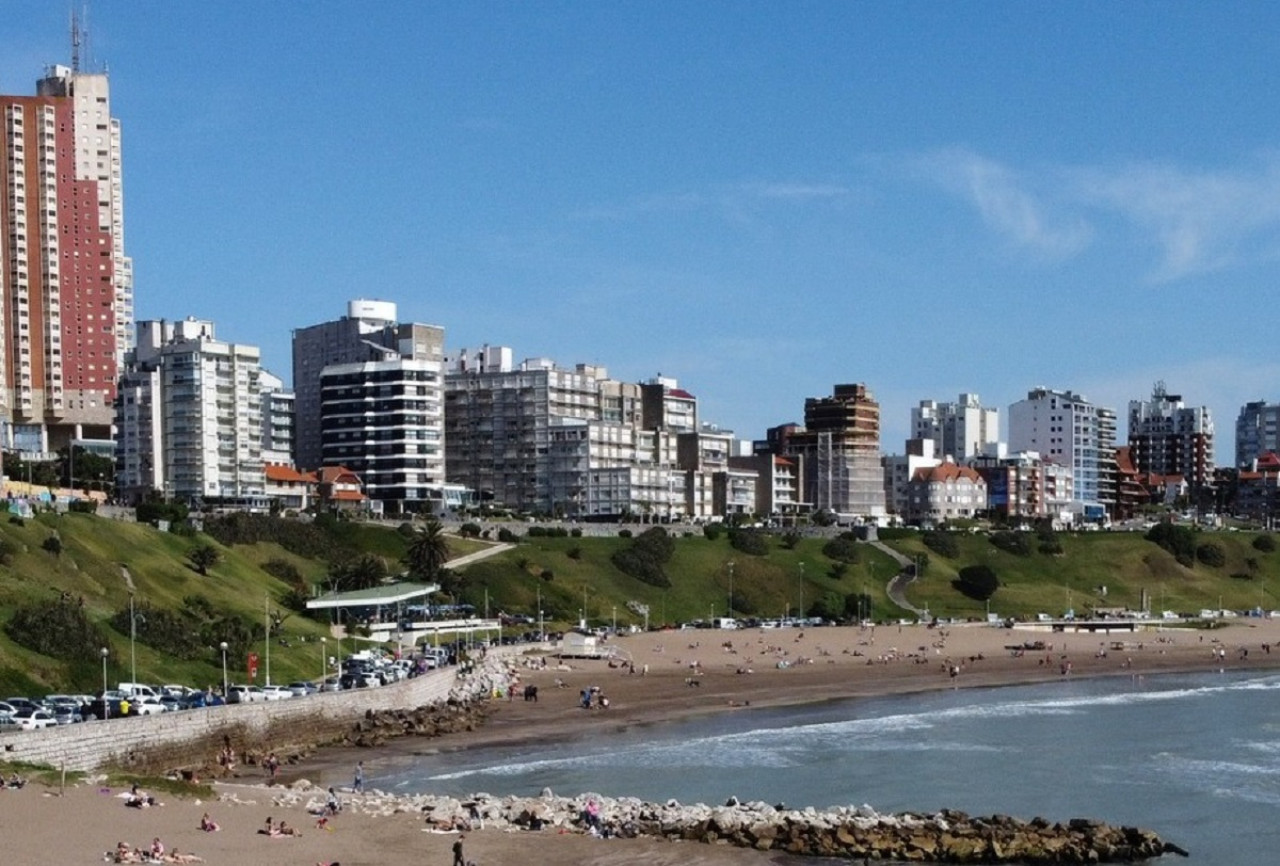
[258,783,1188,863]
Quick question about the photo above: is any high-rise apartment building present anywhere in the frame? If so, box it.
[319,358,446,513]
[115,318,264,507]
[291,300,444,470]
[911,393,1000,460]
[1,55,133,453]
[1235,400,1280,470]
[785,383,886,518]
[258,369,295,467]
[1127,382,1214,491]
[1008,387,1115,519]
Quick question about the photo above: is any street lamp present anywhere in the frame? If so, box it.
[219,641,228,697]
[612,605,617,634]
[320,636,327,684]
[129,594,144,687]
[727,561,735,619]
[100,647,109,721]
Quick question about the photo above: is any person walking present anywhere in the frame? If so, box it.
[353,760,364,794]
[452,833,465,866]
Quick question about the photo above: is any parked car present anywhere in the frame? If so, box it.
[130,696,167,716]
[287,681,318,697]
[319,677,343,693]
[5,697,41,714]
[260,685,293,701]
[0,701,18,719]
[226,685,264,704]
[43,697,83,725]
[11,708,56,730]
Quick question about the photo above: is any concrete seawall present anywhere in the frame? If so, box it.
[0,665,479,773]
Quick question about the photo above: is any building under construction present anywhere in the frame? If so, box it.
[785,383,886,520]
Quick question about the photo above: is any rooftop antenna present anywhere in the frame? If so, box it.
[70,8,82,72]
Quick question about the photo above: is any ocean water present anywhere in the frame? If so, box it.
[373,671,1280,864]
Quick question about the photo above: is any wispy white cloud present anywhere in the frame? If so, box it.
[1071,158,1280,281]
[738,182,850,200]
[912,148,1093,259]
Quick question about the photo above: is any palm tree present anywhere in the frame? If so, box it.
[188,544,221,576]
[403,519,451,581]
[331,553,388,592]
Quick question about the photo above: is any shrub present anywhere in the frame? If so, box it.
[1038,539,1064,556]
[7,516,23,526]
[41,535,62,556]
[822,534,861,564]
[188,543,221,575]
[497,527,519,543]
[728,529,770,556]
[567,547,583,560]
[780,532,802,550]
[953,564,999,602]
[1196,542,1226,567]
[618,529,633,539]
[1145,523,1197,567]
[6,596,110,661]
[540,569,554,582]
[108,601,205,660]
[396,521,417,538]
[828,561,849,580]
[922,531,959,558]
[0,538,18,566]
[989,530,1032,557]
[262,558,304,588]
[703,524,724,541]
[611,527,674,588]
[570,527,583,538]
[1253,535,1276,553]
[459,522,482,539]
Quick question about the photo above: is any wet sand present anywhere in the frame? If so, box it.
[6,619,1279,865]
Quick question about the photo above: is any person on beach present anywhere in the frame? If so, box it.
[353,760,365,793]
[326,786,342,815]
[199,812,219,832]
[452,833,466,866]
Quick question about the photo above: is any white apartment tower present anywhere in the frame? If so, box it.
[1007,387,1115,519]
[911,393,1000,460]
[115,318,264,507]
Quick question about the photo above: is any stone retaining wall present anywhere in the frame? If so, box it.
[0,666,474,773]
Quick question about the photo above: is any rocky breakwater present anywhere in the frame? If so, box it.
[259,784,1188,863]
[344,699,491,748]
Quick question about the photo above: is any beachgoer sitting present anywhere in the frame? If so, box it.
[278,820,301,837]
[149,838,166,860]
[199,813,220,832]
[6,772,25,789]
[315,816,331,831]
[259,817,279,836]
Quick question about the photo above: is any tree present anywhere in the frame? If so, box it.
[403,519,451,581]
[188,544,221,576]
[953,564,999,602]
[331,553,389,591]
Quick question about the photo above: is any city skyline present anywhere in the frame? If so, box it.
[3,3,1276,460]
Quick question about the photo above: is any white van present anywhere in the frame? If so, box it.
[713,617,739,630]
[117,683,159,699]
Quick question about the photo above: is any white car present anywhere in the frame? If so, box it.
[12,708,56,730]
[260,685,293,701]
[130,696,168,716]
[226,685,265,704]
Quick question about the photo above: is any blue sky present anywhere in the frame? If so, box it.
[3,2,1278,461]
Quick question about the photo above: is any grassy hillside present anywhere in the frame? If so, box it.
[0,515,1275,696]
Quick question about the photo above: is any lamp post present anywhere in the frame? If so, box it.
[219,641,228,697]
[798,561,806,622]
[612,605,617,634]
[100,647,109,721]
[128,594,144,687]
[727,561,735,619]
[320,636,327,685]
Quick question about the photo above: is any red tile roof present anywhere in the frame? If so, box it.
[265,465,316,483]
[912,463,985,484]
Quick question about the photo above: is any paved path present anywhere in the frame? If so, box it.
[869,540,928,617]
[444,540,515,570]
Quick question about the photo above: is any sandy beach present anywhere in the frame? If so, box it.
[5,619,1280,865]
